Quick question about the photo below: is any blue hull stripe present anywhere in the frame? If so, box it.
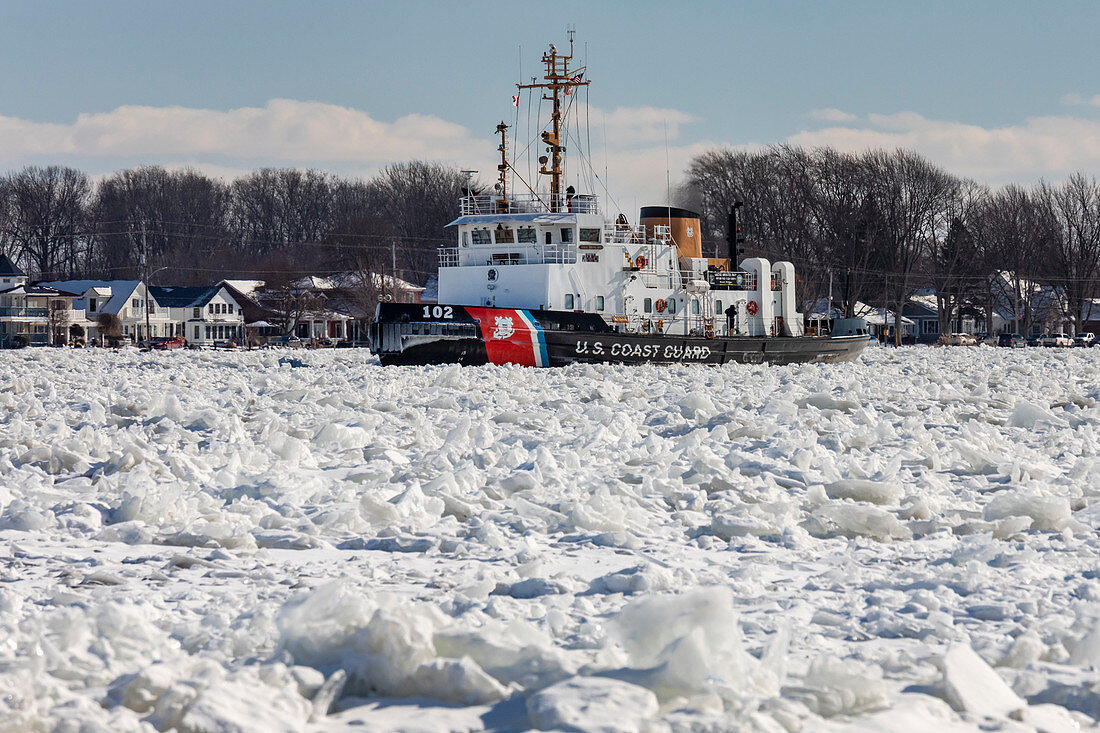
[521,310,549,367]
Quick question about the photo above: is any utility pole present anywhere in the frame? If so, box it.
[140,223,153,348]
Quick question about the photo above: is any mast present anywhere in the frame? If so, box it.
[516,33,588,212]
[496,121,509,212]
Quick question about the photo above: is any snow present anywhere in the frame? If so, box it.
[2,346,1100,731]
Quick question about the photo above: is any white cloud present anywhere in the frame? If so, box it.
[810,108,858,123]
[594,106,697,145]
[1063,93,1100,108]
[0,99,476,166]
[789,111,1100,183]
[0,100,706,210]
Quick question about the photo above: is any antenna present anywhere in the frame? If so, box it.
[460,170,478,199]
[517,36,589,211]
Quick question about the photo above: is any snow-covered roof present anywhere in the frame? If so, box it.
[41,280,142,315]
[220,279,265,295]
[804,298,914,325]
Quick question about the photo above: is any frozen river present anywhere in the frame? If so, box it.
[1,346,1098,731]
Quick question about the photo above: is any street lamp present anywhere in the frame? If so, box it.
[142,264,171,348]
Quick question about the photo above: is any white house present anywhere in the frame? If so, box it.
[148,285,245,346]
[1,257,85,347]
[42,280,173,343]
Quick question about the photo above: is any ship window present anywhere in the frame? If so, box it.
[495,226,514,243]
[545,231,552,244]
[643,298,652,313]
[462,231,469,247]
[691,299,700,315]
[668,299,678,314]
[472,229,492,245]
[595,296,604,311]
[560,228,574,243]
[580,228,601,243]
[518,227,536,243]
[564,294,574,309]
[716,300,723,314]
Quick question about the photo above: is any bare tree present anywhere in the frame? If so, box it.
[96,312,123,346]
[229,169,334,254]
[46,299,71,346]
[1042,174,1100,335]
[90,166,230,282]
[4,166,91,279]
[374,161,470,284]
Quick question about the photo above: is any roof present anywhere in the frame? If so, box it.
[446,213,578,227]
[148,285,220,308]
[0,254,25,277]
[219,279,265,295]
[40,280,142,315]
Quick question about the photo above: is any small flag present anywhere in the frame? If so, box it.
[569,73,583,84]
[511,95,519,107]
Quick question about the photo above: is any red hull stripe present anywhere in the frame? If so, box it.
[465,307,545,366]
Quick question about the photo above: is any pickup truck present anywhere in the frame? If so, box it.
[1040,333,1074,347]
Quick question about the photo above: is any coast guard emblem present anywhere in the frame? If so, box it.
[492,316,515,339]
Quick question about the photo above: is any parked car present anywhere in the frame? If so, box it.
[1074,332,1096,347]
[944,333,977,346]
[151,336,185,350]
[998,333,1026,348]
[974,333,997,346]
[1027,334,1042,347]
[270,335,303,348]
[1040,333,1074,347]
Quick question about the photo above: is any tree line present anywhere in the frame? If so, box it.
[4,149,1099,342]
[0,161,469,296]
[679,146,1100,341]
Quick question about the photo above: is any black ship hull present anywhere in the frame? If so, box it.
[371,304,868,367]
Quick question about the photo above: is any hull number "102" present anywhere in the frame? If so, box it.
[422,306,454,319]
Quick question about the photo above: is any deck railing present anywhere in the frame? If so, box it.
[460,193,599,216]
[439,243,577,268]
[0,307,48,318]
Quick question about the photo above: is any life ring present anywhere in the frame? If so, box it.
[746,300,759,316]
[655,298,667,314]
[635,255,647,269]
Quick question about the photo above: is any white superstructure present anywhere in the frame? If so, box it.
[438,193,804,338]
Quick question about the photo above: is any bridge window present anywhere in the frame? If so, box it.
[560,228,574,243]
[471,229,492,245]
[668,299,678,315]
[494,226,514,243]
[595,296,604,311]
[580,228,601,243]
[643,298,652,313]
[517,227,536,243]
[564,294,574,309]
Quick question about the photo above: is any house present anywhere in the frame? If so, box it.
[988,272,1070,336]
[804,299,915,341]
[148,285,245,346]
[42,280,173,343]
[1,257,85,347]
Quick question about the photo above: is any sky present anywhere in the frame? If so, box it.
[2,0,1099,211]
